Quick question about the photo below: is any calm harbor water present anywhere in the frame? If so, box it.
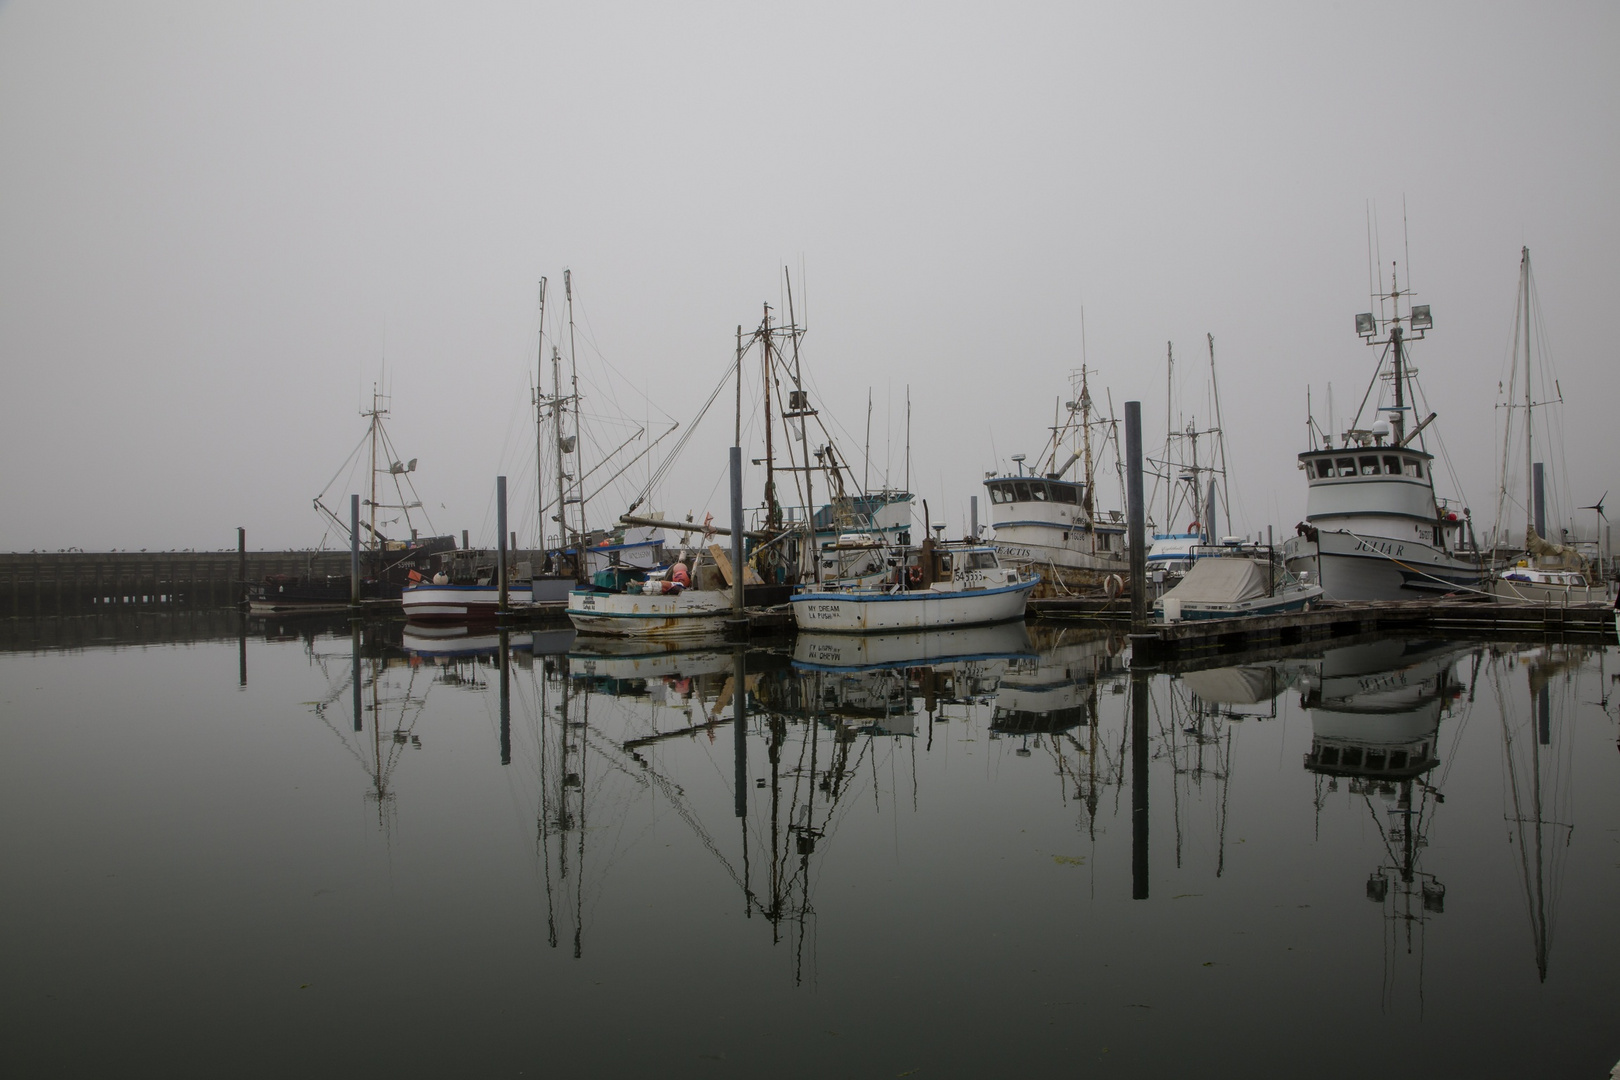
[3,612,1618,1078]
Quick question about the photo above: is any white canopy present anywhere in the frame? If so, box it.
[1160,557,1270,605]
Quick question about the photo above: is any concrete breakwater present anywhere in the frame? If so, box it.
[0,550,353,614]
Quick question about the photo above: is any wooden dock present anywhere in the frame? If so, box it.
[1117,598,1616,663]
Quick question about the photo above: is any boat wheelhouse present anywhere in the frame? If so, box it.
[984,474,1127,575]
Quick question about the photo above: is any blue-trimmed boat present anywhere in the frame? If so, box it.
[790,540,1037,633]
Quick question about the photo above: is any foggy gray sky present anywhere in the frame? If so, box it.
[2,1,1616,553]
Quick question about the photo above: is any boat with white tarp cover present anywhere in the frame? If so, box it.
[1153,557,1322,621]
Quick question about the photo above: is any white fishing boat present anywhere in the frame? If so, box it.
[400,580,538,622]
[790,539,1036,633]
[985,367,1129,585]
[566,578,738,639]
[405,272,674,623]
[247,386,458,613]
[1281,262,1486,600]
[573,288,897,637]
[1152,555,1321,621]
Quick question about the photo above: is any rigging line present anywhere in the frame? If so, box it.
[630,344,752,513]
[316,425,372,503]
[1408,378,1470,515]
[566,300,639,424]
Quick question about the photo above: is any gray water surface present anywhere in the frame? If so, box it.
[3,614,1617,1078]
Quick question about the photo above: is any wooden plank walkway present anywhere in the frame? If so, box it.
[1121,598,1616,663]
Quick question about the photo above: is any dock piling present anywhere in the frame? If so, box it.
[349,494,360,608]
[1125,401,1147,630]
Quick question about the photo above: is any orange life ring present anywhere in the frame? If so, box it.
[1188,520,1200,532]
[906,565,923,587]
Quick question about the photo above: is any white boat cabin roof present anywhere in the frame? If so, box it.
[985,475,1085,505]
[1297,445,1432,484]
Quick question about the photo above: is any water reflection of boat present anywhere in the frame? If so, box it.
[1293,636,1481,1010]
[792,620,1034,672]
[991,625,1125,733]
[401,622,577,659]
[570,632,735,684]
[1292,638,1471,782]
[1180,664,1291,709]
[1491,642,1589,982]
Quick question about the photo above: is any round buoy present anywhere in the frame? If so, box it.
[1104,573,1123,599]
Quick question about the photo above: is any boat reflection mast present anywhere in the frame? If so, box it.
[304,623,429,835]
[540,654,590,958]
[1494,644,1585,983]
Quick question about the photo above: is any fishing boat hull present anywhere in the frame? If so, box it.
[790,578,1037,634]
[1281,529,1484,601]
[401,582,536,622]
[565,588,734,638]
[989,534,1129,576]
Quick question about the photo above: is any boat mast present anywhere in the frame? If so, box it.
[1389,264,1407,447]
[1521,246,1534,538]
[761,304,779,532]
[785,272,817,581]
[367,383,381,555]
[1165,342,1174,531]
[863,389,872,494]
[1080,366,1095,521]
[552,347,568,573]
[535,277,548,552]
[566,271,588,566]
[1208,333,1232,538]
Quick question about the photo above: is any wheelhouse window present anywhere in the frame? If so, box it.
[1359,456,1380,475]
[1304,461,1317,479]
[1335,457,1356,477]
[1013,481,1032,502]
[965,551,998,570]
[1030,482,1049,501]
[1383,455,1402,476]
[1403,458,1423,478]
[1052,483,1079,505]
[989,483,1010,504]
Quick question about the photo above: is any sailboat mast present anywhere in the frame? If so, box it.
[1209,333,1233,538]
[1390,265,1407,446]
[1522,247,1534,537]
[536,278,548,552]
[761,304,778,531]
[864,389,872,494]
[368,384,380,555]
[566,271,588,560]
[552,348,568,572]
[1081,366,1095,520]
[1165,342,1174,530]
[785,272,816,581]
